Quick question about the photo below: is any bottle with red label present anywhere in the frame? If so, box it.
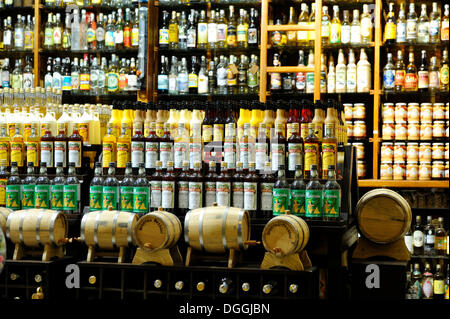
[300,99,313,140]
[405,51,418,91]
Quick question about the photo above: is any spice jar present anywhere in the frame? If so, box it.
[432,121,445,138]
[406,162,418,180]
[381,142,394,162]
[394,123,407,140]
[353,142,365,160]
[433,103,445,120]
[353,121,366,139]
[420,103,433,122]
[419,122,433,140]
[380,162,393,180]
[432,143,444,160]
[419,143,432,162]
[431,161,444,179]
[393,161,406,180]
[344,104,353,121]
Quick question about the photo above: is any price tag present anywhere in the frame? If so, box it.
[249,64,259,75]
[229,64,239,75]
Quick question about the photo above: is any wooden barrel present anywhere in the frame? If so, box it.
[81,210,138,249]
[6,209,68,247]
[0,207,12,234]
[356,188,412,244]
[133,208,182,251]
[184,204,250,253]
[262,214,309,257]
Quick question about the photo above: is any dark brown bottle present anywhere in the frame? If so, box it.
[204,161,218,207]
[150,160,163,210]
[177,160,190,216]
[54,128,68,168]
[145,122,159,174]
[260,161,275,218]
[188,161,203,210]
[216,161,231,207]
[232,161,244,208]
[244,162,259,218]
[68,127,83,173]
[40,127,54,169]
[287,122,304,179]
[161,160,176,213]
[131,125,145,171]
[270,123,286,172]
[160,123,174,172]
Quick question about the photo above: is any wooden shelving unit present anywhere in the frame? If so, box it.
[358,179,449,188]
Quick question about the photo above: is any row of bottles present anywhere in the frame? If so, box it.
[43,54,139,93]
[384,2,449,45]
[159,6,259,50]
[0,15,35,51]
[2,161,81,214]
[271,4,372,47]
[383,49,449,93]
[43,0,138,8]
[157,54,259,95]
[270,48,371,93]
[42,8,140,51]
[405,262,448,299]
[1,57,34,89]
[406,215,448,256]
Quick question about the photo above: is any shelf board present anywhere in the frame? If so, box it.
[0,5,34,13]
[383,42,449,51]
[410,255,449,260]
[39,4,139,12]
[40,49,139,56]
[0,50,34,57]
[157,47,260,55]
[358,179,449,188]
[380,90,449,100]
[156,92,259,99]
[156,0,261,9]
[268,43,374,52]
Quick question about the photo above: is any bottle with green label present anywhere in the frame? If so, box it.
[290,164,306,217]
[305,164,323,220]
[89,162,103,211]
[22,162,36,210]
[0,165,9,207]
[64,162,80,214]
[6,162,21,210]
[102,162,119,210]
[120,162,134,212]
[272,165,290,216]
[323,165,340,220]
[35,162,51,209]
[133,163,149,215]
[51,162,65,212]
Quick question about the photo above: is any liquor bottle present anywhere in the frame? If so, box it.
[385,3,396,44]
[22,162,36,210]
[24,15,34,51]
[3,17,13,51]
[406,3,417,44]
[383,53,395,92]
[327,57,336,94]
[188,161,203,210]
[114,9,124,51]
[434,217,446,255]
[335,49,346,93]
[227,5,237,48]
[341,10,350,44]
[409,263,422,299]
[5,162,20,210]
[422,263,434,299]
[297,4,309,46]
[96,14,105,51]
[347,50,357,93]
[305,164,322,220]
[0,127,10,168]
[149,160,162,209]
[394,50,406,92]
[424,216,435,256]
[68,127,83,170]
[413,215,424,255]
[323,165,340,220]
[13,14,24,50]
[204,161,217,207]
[63,162,80,214]
[216,9,227,49]
[417,4,429,44]
[357,49,371,93]
[40,126,54,168]
[25,127,40,168]
[144,122,158,170]
[188,56,198,94]
[308,3,316,45]
[248,8,258,48]
[119,162,134,212]
[35,162,51,209]
[396,4,407,43]
[237,9,248,48]
[330,5,341,44]
[243,162,258,216]
[351,9,361,45]
[440,49,449,92]
[360,4,372,44]
[207,10,217,49]
[429,2,441,44]
[271,123,286,172]
[321,6,330,44]
[177,160,189,216]
[417,50,429,92]
[123,9,132,49]
[10,127,24,169]
[257,161,273,218]
[71,9,81,51]
[272,165,289,216]
[133,163,149,215]
[54,127,67,168]
[102,162,119,210]
[322,123,337,178]
[197,10,208,49]
[442,4,449,43]
[304,123,320,179]
[116,125,131,171]
[306,50,315,94]
[290,164,306,217]
[43,13,54,50]
[79,10,88,51]
[404,51,418,91]
[189,122,202,169]
[404,227,413,254]
[198,56,209,94]
[131,123,145,170]
[216,161,231,207]
[89,162,103,211]
[428,56,440,94]
[434,264,445,299]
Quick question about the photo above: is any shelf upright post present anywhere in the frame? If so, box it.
[149,0,158,103]
[314,0,322,103]
[373,0,382,179]
[34,0,41,87]
[259,0,269,103]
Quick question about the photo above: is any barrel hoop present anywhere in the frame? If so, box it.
[156,213,171,249]
[111,210,119,248]
[184,210,191,246]
[280,216,300,253]
[198,207,206,251]
[80,213,87,243]
[5,212,12,239]
[94,211,101,247]
[237,210,245,250]
[49,212,59,246]
[221,207,230,251]
[19,212,25,243]
[127,213,135,245]
[36,210,44,246]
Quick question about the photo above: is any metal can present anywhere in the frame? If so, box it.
[432,121,445,138]
[420,103,433,122]
[419,122,433,140]
[419,143,432,162]
[357,160,366,178]
[382,103,395,122]
[395,123,407,140]
[346,121,353,138]
[407,122,420,140]
[353,142,365,160]
[433,103,445,120]
[406,162,419,180]
[419,162,432,180]
[407,103,420,122]
[382,122,395,140]
[395,103,408,123]
[394,142,407,162]
[431,161,444,179]
[381,142,394,162]
[380,161,393,180]
[432,143,444,160]
[406,142,419,162]
[353,103,366,120]
[353,121,366,139]
[344,104,353,121]
[393,161,406,180]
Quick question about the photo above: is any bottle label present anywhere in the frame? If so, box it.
[159,142,173,169]
[159,29,169,45]
[40,141,54,168]
[115,30,124,44]
[324,190,340,218]
[145,141,158,169]
[213,124,224,142]
[216,182,231,206]
[131,141,145,168]
[120,186,134,212]
[63,184,79,211]
[161,181,175,209]
[0,142,8,167]
[384,70,395,89]
[272,188,289,216]
[22,184,35,209]
[174,142,187,169]
[133,186,150,214]
[351,26,360,43]
[89,185,102,210]
[151,180,162,208]
[232,182,244,208]
[422,278,433,298]
[291,189,306,217]
[322,142,337,172]
[116,142,130,168]
[442,21,449,41]
[441,65,449,85]
[62,75,72,91]
[54,141,67,167]
[244,182,257,211]
[255,142,268,171]
[68,141,82,168]
[305,190,322,218]
[44,27,53,46]
[102,186,118,210]
[429,71,440,88]
[0,178,7,206]
[304,143,318,172]
[271,143,285,171]
[178,181,189,209]
[240,143,250,166]
[188,181,202,209]
[413,230,424,247]
[434,280,445,295]
[394,70,405,87]
[80,73,91,91]
[435,236,446,250]
[24,30,34,49]
[260,182,273,211]
[35,185,50,209]
[205,181,217,207]
[396,22,406,42]
[189,143,202,169]
[425,233,435,245]
[119,74,128,90]
[248,27,258,44]
[123,27,131,47]
[385,23,396,40]
[330,24,340,43]
[107,73,119,92]
[10,142,23,167]
[102,142,114,168]
[157,74,169,91]
[288,143,303,171]
[404,235,413,253]
[6,184,21,210]
[202,125,213,143]
[405,73,418,90]
[429,20,440,36]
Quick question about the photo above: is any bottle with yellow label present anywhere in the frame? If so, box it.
[0,127,10,168]
[274,101,287,138]
[76,105,91,145]
[116,124,131,171]
[121,103,133,138]
[10,128,25,169]
[25,127,40,168]
[90,105,101,145]
[322,123,337,179]
[102,124,117,169]
[56,104,72,137]
[249,102,261,139]
[108,102,122,138]
[311,101,325,141]
[384,3,397,44]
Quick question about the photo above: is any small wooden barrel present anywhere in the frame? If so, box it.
[262,214,310,257]
[133,208,182,251]
[184,204,250,253]
[0,207,12,234]
[6,209,68,247]
[81,210,138,250]
[356,188,412,244]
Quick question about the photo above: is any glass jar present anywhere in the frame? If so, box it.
[381,142,394,162]
[419,143,432,162]
[344,104,353,121]
[382,103,395,122]
[353,121,367,139]
[353,142,365,160]
[394,122,407,140]
[418,162,431,180]
[353,103,366,120]
[382,122,395,140]
[395,103,407,123]
[393,161,406,180]
[432,143,444,160]
[432,103,445,120]
[406,162,418,180]
[407,122,420,140]
[406,142,419,162]
[380,161,393,180]
[407,103,420,122]
[394,142,407,162]
[420,103,433,122]
[419,122,433,140]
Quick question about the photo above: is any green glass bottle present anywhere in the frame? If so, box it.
[323,165,341,221]
[272,165,290,216]
[63,162,80,214]
[120,162,134,212]
[6,162,21,210]
[89,162,103,211]
[102,162,119,210]
[22,162,36,209]
[133,163,149,215]
[35,162,51,209]
[290,164,306,217]
[51,162,65,212]
[305,164,322,220]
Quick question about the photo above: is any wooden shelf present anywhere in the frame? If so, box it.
[267,24,315,32]
[358,179,449,188]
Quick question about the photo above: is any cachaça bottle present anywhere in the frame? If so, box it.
[305,164,323,220]
[422,263,434,299]
[161,161,176,213]
[68,126,83,172]
[40,126,54,169]
[287,122,303,179]
[177,160,190,216]
[22,162,36,210]
[204,161,218,207]
[304,123,320,179]
[244,162,258,217]
[271,123,286,172]
[159,123,173,170]
[0,127,11,168]
[131,123,145,170]
[216,161,231,207]
[260,161,274,218]
[255,123,269,172]
[54,127,67,168]
[150,160,162,210]
[433,264,445,299]
[10,127,24,171]
[102,124,117,169]
[272,164,289,216]
[6,162,21,210]
[102,162,119,210]
[145,122,159,171]
[89,162,103,211]
[189,161,203,210]
[119,162,134,212]
[323,165,340,221]
[322,123,337,179]
[63,162,80,214]
[290,164,306,217]
[133,163,150,215]
[50,163,65,212]
[117,124,131,173]
[231,161,244,209]
[0,165,9,207]
[239,123,253,168]
[35,162,51,209]
[224,122,237,171]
